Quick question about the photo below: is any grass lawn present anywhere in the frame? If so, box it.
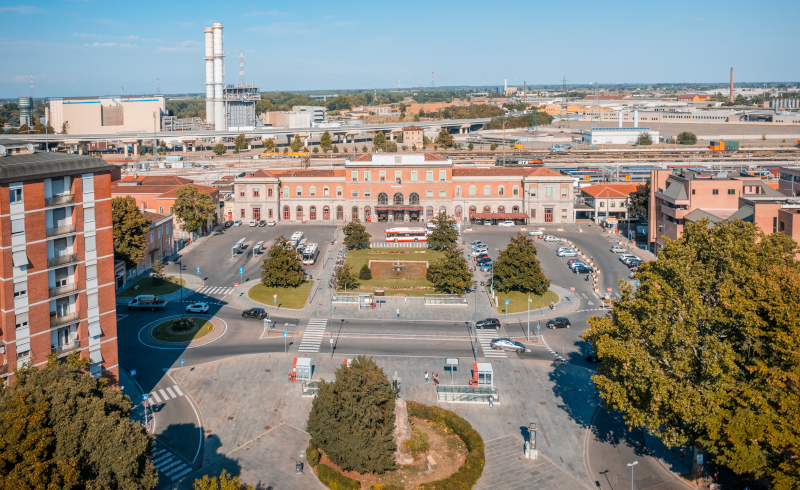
[151,317,213,343]
[249,281,314,310]
[342,247,445,293]
[489,288,560,315]
[118,277,186,297]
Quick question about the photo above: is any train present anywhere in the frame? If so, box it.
[494,155,545,166]
[709,140,739,151]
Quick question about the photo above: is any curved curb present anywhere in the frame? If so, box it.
[137,315,228,350]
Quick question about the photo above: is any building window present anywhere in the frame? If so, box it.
[561,187,568,197]
[409,193,420,205]
[159,206,164,214]
[296,186,302,196]
[310,186,316,196]
[393,193,404,205]
[296,206,303,220]
[268,188,273,197]
[530,186,537,197]
[379,171,386,181]
[364,190,371,198]
[10,184,22,204]
[512,206,519,213]
[11,217,24,236]
[241,209,246,218]
[513,186,519,196]
[378,193,388,205]
[395,171,402,182]
[456,186,462,197]
[439,190,446,198]
[498,205,505,213]
[773,217,778,233]
[310,206,317,220]
[253,207,261,220]
[545,187,553,197]
[239,187,246,197]
[426,171,433,182]
[728,189,735,195]
[611,202,616,208]
[284,187,289,197]
[323,206,330,220]
[364,171,370,182]
[252,188,259,198]
[483,206,491,213]
[426,190,433,198]
[779,220,785,232]
[484,185,490,196]
[455,206,462,220]
[439,171,446,181]
[411,171,418,182]
[169,206,173,214]
[352,207,359,220]
[691,189,695,195]
[426,207,434,220]
[351,171,358,182]
[469,205,476,218]
[712,189,719,195]
[498,186,504,196]
[85,234,97,252]
[323,186,329,196]
[336,206,344,220]
[13,281,27,298]
[281,206,288,220]
[469,186,476,196]
[352,190,359,198]
[337,187,343,197]
[531,209,536,219]
[268,209,273,218]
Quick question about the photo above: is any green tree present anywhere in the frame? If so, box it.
[290,135,303,152]
[282,147,288,155]
[427,213,458,250]
[260,235,304,288]
[490,143,498,151]
[413,114,420,122]
[637,132,653,145]
[584,219,800,488]
[629,179,650,218]
[385,142,398,152]
[426,248,474,294]
[332,145,339,154]
[362,145,368,152]
[468,142,474,150]
[0,353,157,489]
[306,356,396,474]
[493,232,549,294]
[150,260,165,285]
[263,138,276,151]
[411,144,417,151]
[401,144,407,151]
[435,128,453,148]
[334,263,359,291]
[18,124,30,133]
[373,132,386,151]
[112,196,152,268]
[137,145,146,156]
[677,131,697,145]
[233,133,247,153]
[255,98,274,115]
[343,219,371,249]
[396,132,403,143]
[422,135,431,147]
[312,146,319,154]
[320,130,333,151]
[173,185,217,234]
[213,143,226,155]
[193,469,252,490]
[359,264,372,280]
[398,103,407,113]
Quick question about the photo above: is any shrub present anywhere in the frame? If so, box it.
[370,485,404,490]
[172,317,195,332]
[402,425,430,457]
[406,401,485,489]
[316,464,360,490]
[306,444,321,467]
[359,264,373,280]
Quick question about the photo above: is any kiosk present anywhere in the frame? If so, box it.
[289,357,312,382]
[470,362,494,387]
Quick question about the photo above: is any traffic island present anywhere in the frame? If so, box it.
[248,281,314,310]
[117,277,186,297]
[139,315,227,349]
[488,288,560,314]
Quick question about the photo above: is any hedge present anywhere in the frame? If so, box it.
[370,485,405,490]
[316,463,360,490]
[307,444,321,467]
[406,401,485,490]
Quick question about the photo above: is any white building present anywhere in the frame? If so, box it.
[583,127,660,146]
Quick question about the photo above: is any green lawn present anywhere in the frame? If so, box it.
[151,317,213,343]
[249,281,314,310]
[342,247,444,293]
[118,277,186,297]
[489,288,560,314]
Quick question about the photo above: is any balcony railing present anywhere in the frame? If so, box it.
[51,339,80,356]
[49,283,78,298]
[45,194,75,208]
[46,224,76,237]
[48,253,78,268]
[50,311,79,328]
[0,364,7,376]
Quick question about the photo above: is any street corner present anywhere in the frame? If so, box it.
[137,314,228,350]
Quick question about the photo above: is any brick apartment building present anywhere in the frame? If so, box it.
[0,139,118,385]
[402,126,424,149]
[226,153,575,225]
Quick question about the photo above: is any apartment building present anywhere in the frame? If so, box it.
[0,139,118,385]
[402,126,424,149]
[577,183,641,221]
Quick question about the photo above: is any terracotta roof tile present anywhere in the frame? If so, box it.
[268,169,341,178]
[580,183,641,198]
[452,167,563,177]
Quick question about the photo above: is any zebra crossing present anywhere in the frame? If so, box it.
[195,286,234,299]
[298,319,328,353]
[476,329,506,358]
[151,440,193,482]
[576,291,620,300]
[146,384,185,404]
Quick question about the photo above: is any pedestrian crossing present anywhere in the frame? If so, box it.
[298,319,328,353]
[146,384,185,404]
[576,291,620,300]
[195,286,235,297]
[476,329,507,358]
[151,440,193,482]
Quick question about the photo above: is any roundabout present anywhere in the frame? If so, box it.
[137,314,228,350]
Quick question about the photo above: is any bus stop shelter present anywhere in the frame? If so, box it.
[231,237,246,257]
[470,362,494,387]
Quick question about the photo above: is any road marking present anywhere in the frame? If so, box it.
[165,387,177,398]
[173,385,184,396]
[148,391,162,403]
[475,329,507,358]
[152,441,193,482]
[159,389,169,400]
[538,335,567,363]
[298,319,328,352]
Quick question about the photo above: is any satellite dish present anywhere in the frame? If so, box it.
[0,145,6,156]
[26,143,34,152]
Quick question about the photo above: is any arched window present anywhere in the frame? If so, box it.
[364,206,372,222]
[409,193,420,205]
[455,186,462,197]
[469,205,476,218]
[484,185,490,196]
[310,186,316,196]
[469,186,476,196]
[296,206,304,220]
[439,206,446,215]
[336,206,344,220]
[393,193,404,205]
[323,186,329,196]
[336,186,343,197]
[498,186,505,196]
[530,186,537,197]
[455,205,462,220]
[283,206,290,220]
[267,188,273,198]
[483,205,491,213]
[512,206,519,214]
[561,186,568,197]
[426,207,434,220]
[513,186,519,196]
[323,206,330,220]
[310,206,317,220]
[378,192,388,205]
[352,207,359,221]
[296,186,302,196]
[498,205,505,213]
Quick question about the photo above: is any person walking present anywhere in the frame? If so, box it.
[424,371,429,384]
[434,373,440,386]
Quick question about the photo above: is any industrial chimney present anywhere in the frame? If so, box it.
[730,68,734,103]
[212,22,225,131]
[204,27,214,124]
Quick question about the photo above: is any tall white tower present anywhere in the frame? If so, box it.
[212,22,225,131]
[204,27,214,124]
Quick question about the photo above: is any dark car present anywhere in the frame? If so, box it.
[242,307,267,319]
[476,257,492,266]
[476,318,501,329]
[546,317,571,329]
[586,341,599,362]
[627,260,642,269]
[258,220,267,227]
[473,253,489,261]
[224,221,233,228]
[573,265,594,274]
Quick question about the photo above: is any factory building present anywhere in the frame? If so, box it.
[18,97,33,127]
[224,84,260,131]
[49,95,165,134]
[583,127,659,146]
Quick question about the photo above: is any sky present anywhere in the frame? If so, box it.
[1,0,798,98]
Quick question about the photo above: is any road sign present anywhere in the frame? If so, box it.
[625,175,631,182]
[196,267,200,274]
[329,338,333,344]
[283,331,288,337]
[697,454,703,465]
[636,281,641,286]
[570,287,575,292]
[235,283,238,287]
[505,300,509,305]
[273,294,278,299]
[180,359,185,366]
[445,358,459,365]
[142,394,149,401]
[536,324,540,331]
[130,369,136,376]
[239,267,243,275]
[583,176,589,182]
[607,288,612,292]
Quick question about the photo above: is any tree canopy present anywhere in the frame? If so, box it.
[427,248,474,294]
[290,135,303,152]
[373,132,386,151]
[233,134,247,153]
[174,185,217,234]
[333,263,359,291]
[261,235,304,288]
[492,232,549,294]
[637,132,653,145]
[583,219,800,489]
[629,179,650,218]
[306,356,396,474]
[427,213,458,250]
[0,354,157,489]
[112,196,152,268]
[435,128,453,148]
[677,131,697,145]
[320,131,333,150]
[212,144,226,155]
[343,219,371,249]
[193,469,252,490]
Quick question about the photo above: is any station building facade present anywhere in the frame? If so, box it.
[226,153,575,225]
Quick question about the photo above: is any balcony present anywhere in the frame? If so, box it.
[50,311,79,328]
[49,283,78,298]
[660,203,690,220]
[45,194,75,208]
[46,224,76,237]
[51,339,80,356]
[0,364,7,376]
[48,253,78,268]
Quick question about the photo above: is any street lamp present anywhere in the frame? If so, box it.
[627,461,638,490]
[527,296,532,340]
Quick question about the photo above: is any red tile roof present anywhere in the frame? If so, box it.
[452,167,562,177]
[580,183,641,198]
[269,169,342,178]
[156,184,218,199]
[349,152,448,162]
[116,175,194,185]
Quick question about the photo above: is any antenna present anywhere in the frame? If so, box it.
[560,76,569,129]
[592,80,599,128]
[398,77,401,89]
[121,86,124,96]
[239,49,245,85]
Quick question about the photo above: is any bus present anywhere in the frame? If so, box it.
[385,227,428,242]
[302,243,319,265]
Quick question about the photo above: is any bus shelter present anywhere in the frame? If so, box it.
[470,362,494,387]
[231,237,246,257]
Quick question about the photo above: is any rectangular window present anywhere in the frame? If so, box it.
[11,218,24,235]
[439,190,446,198]
[240,209,245,218]
[253,188,260,197]
[426,171,433,182]
[352,190,359,198]
[283,187,289,197]
[159,206,164,214]
[531,209,536,219]
[713,189,719,195]
[395,171,402,181]
[84,206,95,223]
[239,187,246,197]
[88,292,99,309]
[12,250,27,267]
[379,171,386,181]
[10,183,23,204]
[545,187,553,197]
[727,189,735,195]
[364,190,371,198]
[351,171,358,182]
[439,171,446,181]
[158,228,161,240]
[599,202,605,207]
[85,235,97,252]
[149,231,153,244]
[15,312,29,329]
[469,187,476,196]
[426,190,434,198]
[411,171,418,182]
[780,221,785,232]
[268,209,273,218]
[86,264,98,280]
[773,217,778,233]
[13,281,27,298]
[169,206,173,214]
[692,189,696,195]
[364,171,370,182]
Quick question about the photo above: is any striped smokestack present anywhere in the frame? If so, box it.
[730,68,734,103]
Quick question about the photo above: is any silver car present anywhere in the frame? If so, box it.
[544,235,560,242]
[490,338,526,353]
[610,245,626,253]
[557,249,579,257]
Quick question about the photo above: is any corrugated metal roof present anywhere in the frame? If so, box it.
[0,151,114,183]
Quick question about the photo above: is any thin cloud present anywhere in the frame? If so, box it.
[331,20,358,27]
[158,40,201,52]
[0,5,41,14]
[246,22,314,36]
[243,10,284,17]
[12,75,29,83]
[85,42,137,47]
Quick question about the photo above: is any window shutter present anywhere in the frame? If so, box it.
[12,251,27,267]
[86,264,98,279]
[14,281,27,293]
[11,218,24,234]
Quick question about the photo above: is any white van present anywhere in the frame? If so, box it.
[290,231,304,242]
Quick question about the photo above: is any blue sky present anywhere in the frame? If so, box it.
[1,0,798,98]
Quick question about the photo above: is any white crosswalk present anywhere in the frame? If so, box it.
[298,319,328,353]
[151,441,193,482]
[147,384,185,404]
[195,286,234,297]
[476,329,507,358]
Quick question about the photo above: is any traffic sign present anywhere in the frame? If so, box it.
[583,176,589,182]
[505,300,509,305]
[130,369,136,376]
[239,267,243,275]
[196,267,201,274]
[273,294,278,299]
[235,283,238,287]
[283,331,288,337]
[607,288,612,292]
[625,175,631,182]
[697,454,703,465]
[536,324,540,331]
[445,358,459,365]
[142,394,149,401]
[180,359,185,366]
[636,281,641,286]
[570,287,575,292]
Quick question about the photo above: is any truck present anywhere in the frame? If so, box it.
[127,294,167,310]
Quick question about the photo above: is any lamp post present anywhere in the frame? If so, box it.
[627,461,638,490]
[179,258,184,318]
[527,295,532,340]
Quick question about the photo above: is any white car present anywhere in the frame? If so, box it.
[233,220,242,227]
[619,254,639,262]
[557,249,579,257]
[544,236,561,242]
[528,229,543,237]
[498,221,515,227]
[249,220,257,227]
[471,249,489,257]
[610,245,626,253]
[267,221,276,227]
[483,221,492,226]
[186,302,209,313]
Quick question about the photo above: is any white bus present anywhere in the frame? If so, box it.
[302,243,319,265]
[385,227,428,242]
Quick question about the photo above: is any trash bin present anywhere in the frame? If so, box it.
[296,461,304,474]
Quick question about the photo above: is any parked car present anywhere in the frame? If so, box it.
[498,221,515,227]
[473,252,489,260]
[480,262,493,272]
[267,221,276,227]
[476,257,492,266]
[567,259,585,267]
[621,256,642,265]
[586,341,599,362]
[249,220,257,227]
[568,261,588,271]
[258,220,267,227]
[546,317,571,329]
[471,249,488,257]
[573,265,594,274]
[483,221,492,226]
[544,235,560,242]
[627,260,642,269]
[224,221,233,228]
[233,220,242,227]
[490,338,525,353]
[610,245,626,253]
[557,249,579,257]
[242,307,267,319]
[528,229,543,237]
[469,240,483,249]
[619,254,638,263]
[186,302,210,313]
[476,318,501,329]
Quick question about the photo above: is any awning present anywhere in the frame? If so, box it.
[375,205,423,212]
[88,321,102,337]
[12,251,28,267]
[471,213,529,220]
[89,346,103,364]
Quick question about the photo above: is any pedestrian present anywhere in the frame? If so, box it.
[424,371,429,384]
[404,296,407,305]
[550,301,554,310]
[435,373,440,386]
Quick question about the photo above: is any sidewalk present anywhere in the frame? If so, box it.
[119,368,153,433]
